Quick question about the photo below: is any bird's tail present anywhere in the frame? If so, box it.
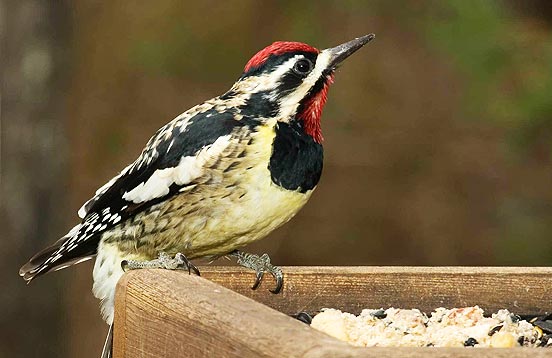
[19,224,94,282]
[101,324,114,358]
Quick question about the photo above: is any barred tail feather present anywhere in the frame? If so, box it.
[19,224,94,282]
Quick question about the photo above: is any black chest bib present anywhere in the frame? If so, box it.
[268,121,323,193]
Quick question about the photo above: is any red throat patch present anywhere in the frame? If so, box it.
[244,41,319,72]
[298,74,334,144]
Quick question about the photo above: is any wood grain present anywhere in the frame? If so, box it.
[113,269,354,358]
[199,266,552,316]
[114,267,552,358]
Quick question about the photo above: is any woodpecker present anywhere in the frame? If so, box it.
[20,34,374,357]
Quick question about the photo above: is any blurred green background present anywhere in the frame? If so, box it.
[2,0,552,357]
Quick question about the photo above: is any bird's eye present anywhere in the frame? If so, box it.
[292,59,313,76]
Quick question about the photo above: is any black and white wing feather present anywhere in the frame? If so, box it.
[20,104,254,281]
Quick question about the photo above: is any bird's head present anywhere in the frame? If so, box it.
[234,34,375,143]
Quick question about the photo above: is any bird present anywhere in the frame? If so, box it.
[20,34,374,357]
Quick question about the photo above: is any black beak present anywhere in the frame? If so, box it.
[325,34,375,69]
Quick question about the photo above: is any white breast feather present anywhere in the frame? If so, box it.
[92,242,127,324]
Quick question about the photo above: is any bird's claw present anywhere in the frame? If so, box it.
[251,269,264,290]
[231,251,283,294]
[121,252,200,276]
[172,252,201,276]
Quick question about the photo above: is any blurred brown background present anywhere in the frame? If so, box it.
[2,0,552,357]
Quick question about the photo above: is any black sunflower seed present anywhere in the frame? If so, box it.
[370,309,387,319]
[535,320,552,334]
[292,312,313,324]
[488,324,503,336]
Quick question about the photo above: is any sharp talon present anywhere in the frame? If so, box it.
[232,250,283,293]
[174,253,190,273]
[190,264,201,276]
[270,282,282,294]
[121,260,128,271]
[251,270,264,290]
[270,275,283,294]
[174,253,201,276]
[269,266,283,294]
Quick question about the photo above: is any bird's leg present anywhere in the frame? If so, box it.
[230,250,283,294]
[121,252,200,276]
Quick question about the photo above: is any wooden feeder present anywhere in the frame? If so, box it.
[113,267,552,358]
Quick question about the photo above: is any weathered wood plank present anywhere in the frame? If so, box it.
[199,266,552,316]
[114,267,552,358]
[113,269,356,358]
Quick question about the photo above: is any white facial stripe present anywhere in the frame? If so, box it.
[306,50,331,87]
[238,56,300,94]
[277,50,332,118]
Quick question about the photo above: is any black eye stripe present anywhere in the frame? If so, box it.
[274,55,320,98]
[276,71,304,96]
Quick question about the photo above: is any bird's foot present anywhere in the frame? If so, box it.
[230,250,283,294]
[121,252,200,276]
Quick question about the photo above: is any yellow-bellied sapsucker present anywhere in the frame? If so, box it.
[20,34,374,357]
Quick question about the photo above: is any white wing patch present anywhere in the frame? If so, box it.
[121,167,176,204]
[122,135,232,204]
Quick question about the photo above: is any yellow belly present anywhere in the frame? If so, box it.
[188,178,311,257]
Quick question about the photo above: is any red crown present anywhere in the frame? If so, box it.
[244,42,319,72]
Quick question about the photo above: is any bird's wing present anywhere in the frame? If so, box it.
[21,105,255,280]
